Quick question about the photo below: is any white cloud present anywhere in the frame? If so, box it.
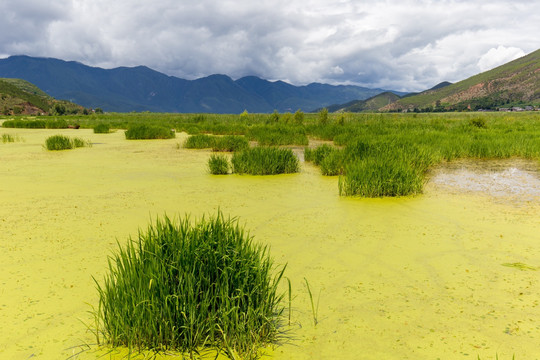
[1,0,540,91]
[477,46,526,72]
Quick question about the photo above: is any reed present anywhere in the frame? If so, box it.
[303,278,320,327]
[183,134,216,149]
[1,133,20,143]
[208,154,230,175]
[231,147,300,175]
[44,135,91,150]
[93,123,110,134]
[125,123,175,140]
[212,135,249,152]
[93,212,286,359]
[247,125,308,146]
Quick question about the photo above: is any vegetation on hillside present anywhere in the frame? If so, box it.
[384,49,540,112]
[0,78,87,115]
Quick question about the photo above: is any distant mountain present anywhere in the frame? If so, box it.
[382,49,540,111]
[0,55,402,113]
[327,92,402,112]
[0,78,82,115]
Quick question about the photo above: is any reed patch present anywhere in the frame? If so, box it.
[44,135,91,150]
[93,212,286,359]
[231,147,300,175]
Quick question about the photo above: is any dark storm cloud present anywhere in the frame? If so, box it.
[1,0,539,91]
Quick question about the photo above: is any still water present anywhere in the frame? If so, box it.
[0,128,538,359]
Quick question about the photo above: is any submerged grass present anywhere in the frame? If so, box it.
[94,212,286,359]
[232,147,300,175]
[1,133,22,143]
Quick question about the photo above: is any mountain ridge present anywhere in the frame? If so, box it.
[0,55,405,113]
[382,49,540,111]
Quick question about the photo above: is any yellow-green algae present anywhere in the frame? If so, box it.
[0,127,539,359]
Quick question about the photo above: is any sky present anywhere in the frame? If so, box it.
[1,0,539,92]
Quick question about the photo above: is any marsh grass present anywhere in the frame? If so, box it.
[1,133,22,143]
[248,125,308,146]
[303,278,320,327]
[183,134,216,149]
[125,124,175,140]
[305,144,344,176]
[93,123,110,134]
[44,135,91,150]
[93,212,286,359]
[212,135,249,152]
[208,154,230,175]
[231,147,300,175]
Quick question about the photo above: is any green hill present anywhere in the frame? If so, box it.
[383,48,540,111]
[329,92,401,112]
[0,78,84,115]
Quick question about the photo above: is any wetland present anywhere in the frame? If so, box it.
[0,112,539,359]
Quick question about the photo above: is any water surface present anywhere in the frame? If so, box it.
[0,128,538,359]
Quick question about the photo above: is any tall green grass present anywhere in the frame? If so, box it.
[232,147,300,175]
[125,123,175,140]
[183,134,216,149]
[208,154,230,175]
[93,212,286,359]
[93,123,110,133]
[44,135,91,150]
[212,135,249,152]
[1,133,22,143]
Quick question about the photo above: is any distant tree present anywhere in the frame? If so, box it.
[94,108,104,114]
[13,106,23,115]
[53,103,66,115]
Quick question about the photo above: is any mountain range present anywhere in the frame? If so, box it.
[0,55,405,113]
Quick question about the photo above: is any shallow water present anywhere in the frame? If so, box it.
[0,128,539,359]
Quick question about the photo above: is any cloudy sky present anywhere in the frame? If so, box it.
[1,0,539,91]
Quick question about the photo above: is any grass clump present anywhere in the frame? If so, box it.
[93,212,286,359]
[305,144,344,176]
[232,147,300,175]
[184,134,216,149]
[212,135,249,152]
[44,135,91,150]
[1,133,22,143]
[93,123,110,133]
[125,123,175,140]
[208,154,230,175]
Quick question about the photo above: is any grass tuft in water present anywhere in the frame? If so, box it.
[212,135,249,152]
[208,154,230,175]
[93,123,110,134]
[93,212,286,359]
[44,135,91,150]
[1,133,22,143]
[125,123,175,140]
[231,147,300,175]
[183,134,216,149]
